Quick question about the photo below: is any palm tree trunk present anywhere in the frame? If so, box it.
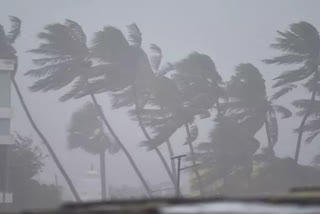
[166,139,177,179]
[90,94,152,197]
[294,71,319,163]
[132,88,178,191]
[184,123,204,197]
[216,100,221,116]
[99,151,107,200]
[264,118,273,154]
[12,78,81,201]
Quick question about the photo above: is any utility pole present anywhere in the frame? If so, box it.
[171,154,202,198]
[171,154,186,197]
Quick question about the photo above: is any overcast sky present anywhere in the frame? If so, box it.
[2,0,320,199]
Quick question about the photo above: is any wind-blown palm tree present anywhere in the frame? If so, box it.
[26,20,152,196]
[68,102,119,199]
[264,22,320,162]
[172,52,223,196]
[136,52,223,196]
[87,25,179,190]
[226,64,292,155]
[0,17,81,201]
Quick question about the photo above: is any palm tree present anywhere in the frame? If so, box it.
[26,20,152,196]
[0,17,81,201]
[226,64,292,155]
[88,25,179,190]
[137,52,223,196]
[171,52,223,196]
[264,21,320,162]
[67,102,119,199]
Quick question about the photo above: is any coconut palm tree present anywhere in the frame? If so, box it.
[67,102,119,199]
[226,64,292,155]
[136,52,223,196]
[26,20,152,196]
[171,52,223,196]
[264,21,320,162]
[87,25,179,190]
[0,17,81,201]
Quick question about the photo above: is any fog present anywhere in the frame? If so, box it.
[1,0,320,211]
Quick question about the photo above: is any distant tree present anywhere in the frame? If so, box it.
[196,115,259,195]
[67,102,119,199]
[249,157,320,195]
[0,16,80,201]
[27,20,152,196]
[8,134,61,211]
[264,22,320,162]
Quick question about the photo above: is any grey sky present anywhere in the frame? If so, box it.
[1,0,320,199]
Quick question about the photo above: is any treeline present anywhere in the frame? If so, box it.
[2,17,320,199]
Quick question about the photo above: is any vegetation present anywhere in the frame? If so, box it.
[2,16,320,201]
[8,134,61,210]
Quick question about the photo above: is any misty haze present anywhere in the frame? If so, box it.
[1,0,320,212]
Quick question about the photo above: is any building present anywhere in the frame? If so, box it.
[78,165,102,201]
[0,58,15,206]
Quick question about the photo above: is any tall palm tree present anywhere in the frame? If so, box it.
[67,102,119,199]
[137,52,223,196]
[264,22,320,162]
[0,17,81,201]
[171,52,223,196]
[26,20,152,196]
[88,25,178,190]
[223,63,292,190]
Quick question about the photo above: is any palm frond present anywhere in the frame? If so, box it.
[59,76,87,102]
[272,67,313,88]
[303,74,320,93]
[306,131,320,144]
[110,86,135,109]
[30,23,89,58]
[7,16,21,43]
[65,19,87,44]
[273,105,292,119]
[265,21,320,86]
[292,99,311,109]
[127,23,142,47]
[91,26,129,62]
[25,61,72,78]
[271,84,296,100]
[158,62,175,76]
[263,54,306,65]
[149,43,162,71]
